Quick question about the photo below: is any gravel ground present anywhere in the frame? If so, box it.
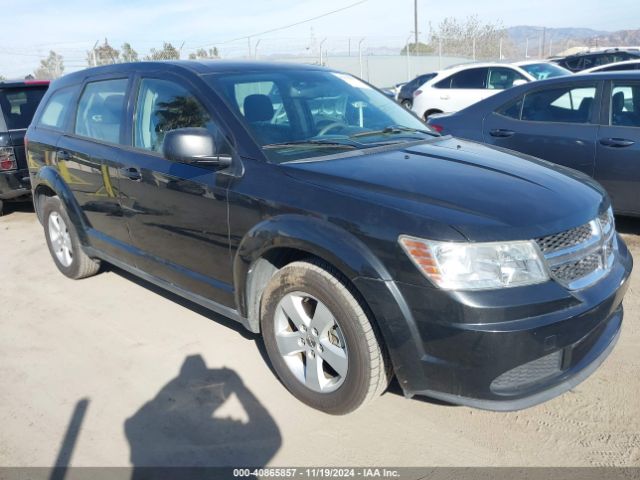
[0,203,639,468]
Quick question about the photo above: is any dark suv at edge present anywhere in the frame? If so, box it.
[0,79,49,212]
[26,61,632,414]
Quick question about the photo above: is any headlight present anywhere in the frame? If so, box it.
[399,235,549,290]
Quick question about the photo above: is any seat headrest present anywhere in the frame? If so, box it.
[101,94,124,123]
[243,94,274,122]
[612,91,625,114]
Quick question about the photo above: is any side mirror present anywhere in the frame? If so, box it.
[512,79,528,87]
[162,128,232,168]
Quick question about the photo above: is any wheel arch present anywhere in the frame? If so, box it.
[234,214,392,333]
[32,166,89,244]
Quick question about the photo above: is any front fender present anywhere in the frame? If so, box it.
[233,214,392,324]
[32,166,89,245]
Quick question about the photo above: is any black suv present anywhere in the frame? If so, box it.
[27,61,632,414]
[551,48,640,72]
[0,79,49,212]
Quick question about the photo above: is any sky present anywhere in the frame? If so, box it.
[0,0,638,78]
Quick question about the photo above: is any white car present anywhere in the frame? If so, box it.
[579,59,640,74]
[514,60,572,80]
[411,63,535,119]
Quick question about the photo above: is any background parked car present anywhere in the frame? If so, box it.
[411,63,535,119]
[397,73,437,109]
[0,79,49,213]
[580,59,640,74]
[514,60,572,80]
[427,72,640,216]
[550,48,640,72]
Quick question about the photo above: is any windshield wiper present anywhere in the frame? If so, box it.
[262,139,361,150]
[349,125,437,139]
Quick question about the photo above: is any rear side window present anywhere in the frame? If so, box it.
[521,85,597,123]
[0,86,47,130]
[497,97,524,119]
[75,79,128,144]
[449,68,488,89]
[39,88,75,130]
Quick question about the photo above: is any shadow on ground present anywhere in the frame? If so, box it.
[615,215,640,235]
[0,200,34,216]
[124,355,281,472]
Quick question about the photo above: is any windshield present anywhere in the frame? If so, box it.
[519,63,571,80]
[206,69,436,163]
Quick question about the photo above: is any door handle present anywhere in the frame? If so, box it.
[56,150,71,161]
[489,129,515,138]
[440,95,450,100]
[599,137,635,148]
[119,166,142,181]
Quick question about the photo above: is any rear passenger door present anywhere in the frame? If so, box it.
[482,82,601,175]
[56,76,133,260]
[116,74,235,306]
[595,81,640,215]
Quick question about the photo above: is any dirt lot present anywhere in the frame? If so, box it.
[0,203,639,468]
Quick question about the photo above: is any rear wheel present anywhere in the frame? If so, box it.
[43,196,100,279]
[260,260,390,414]
[401,99,412,109]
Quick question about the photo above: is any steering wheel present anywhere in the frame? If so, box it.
[317,122,347,136]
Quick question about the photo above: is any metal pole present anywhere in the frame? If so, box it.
[92,40,99,66]
[405,33,412,81]
[549,38,553,57]
[414,0,418,46]
[472,37,476,61]
[348,38,351,57]
[499,38,503,60]
[319,37,327,65]
[525,38,529,58]
[254,39,262,59]
[358,38,365,78]
[247,36,252,59]
[438,38,442,69]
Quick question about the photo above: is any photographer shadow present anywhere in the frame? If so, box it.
[125,355,281,475]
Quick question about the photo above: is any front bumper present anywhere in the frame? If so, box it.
[0,168,31,200]
[354,234,632,411]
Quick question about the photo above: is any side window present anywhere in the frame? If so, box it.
[433,77,451,89]
[521,85,597,123]
[75,79,127,144]
[134,78,227,154]
[38,88,75,130]
[449,68,488,89]
[611,84,640,127]
[487,68,527,90]
[497,97,524,119]
[233,81,290,126]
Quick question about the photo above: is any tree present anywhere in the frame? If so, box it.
[145,42,180,61]
[188,47,220,60]
[426,15,515,60]
[34,51,64,79]
[121,42,139,63]
[400,42,434,55]
[87,38,120,66]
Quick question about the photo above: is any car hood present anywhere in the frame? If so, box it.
[282,137,607,242]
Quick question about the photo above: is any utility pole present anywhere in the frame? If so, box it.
[414,0,419,47]
[319,37,327,65]
[541,27,546,59]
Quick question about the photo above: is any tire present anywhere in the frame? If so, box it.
[260,260,391,415]
[42,196,100,279]
[423,109,442,120]
[401,99,412,109]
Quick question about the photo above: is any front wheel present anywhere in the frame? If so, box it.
[260,261,391,415]
[42,196,100,279]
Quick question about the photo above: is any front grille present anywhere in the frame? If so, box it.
[550,253,601,283]
[490,350,562,394]
[535,212,616,290]
[536,223,594,254]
